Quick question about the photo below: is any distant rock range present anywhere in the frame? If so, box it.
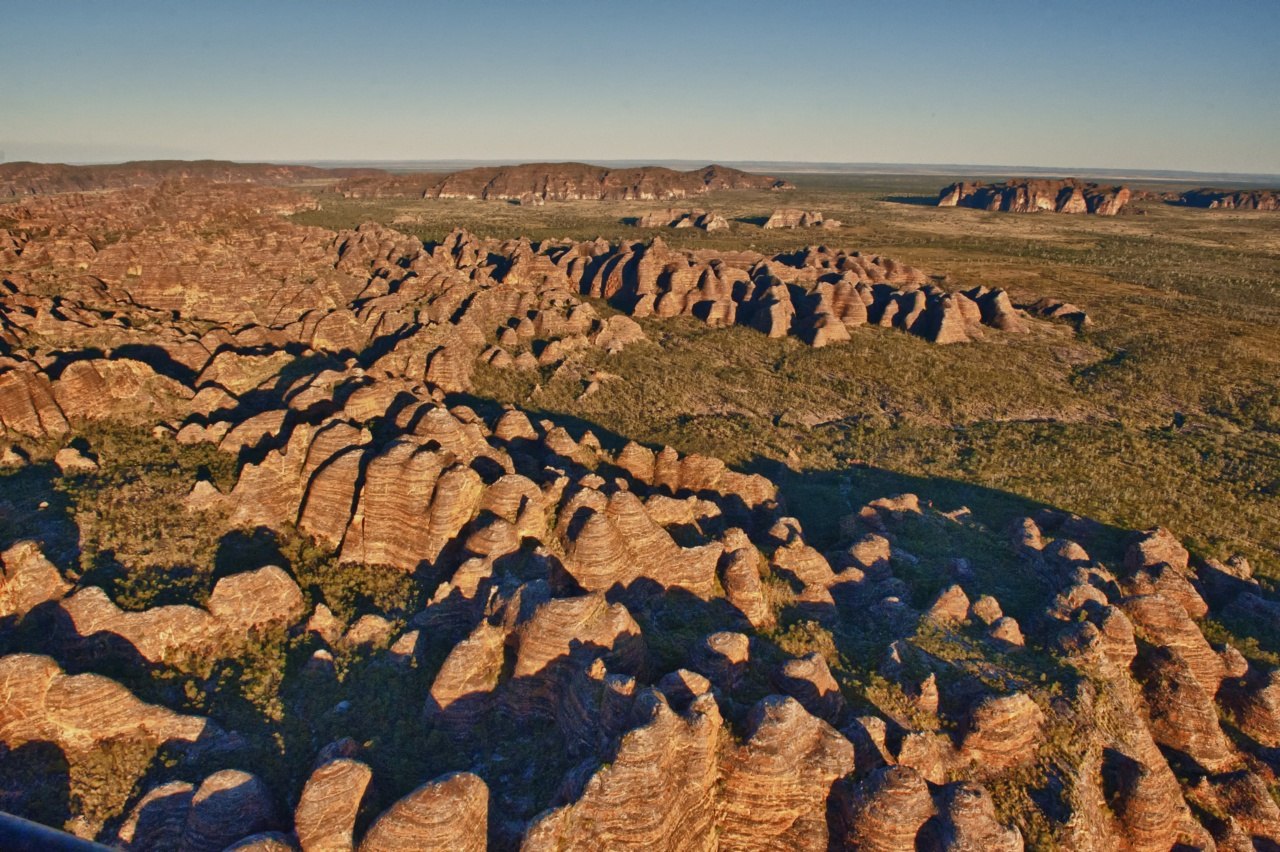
[1172,188,1280,210]
[332,162,792,202]
[935,177,1280,214]
[0,160,377,199]
[0,160,790,205]
[937,179,1131,215]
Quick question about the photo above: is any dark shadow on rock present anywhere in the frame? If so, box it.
[405,641,634,848]
[14,599,171,689]
[606,578,742,682]
[111,343,199,385]
[1099,746,1143,818]
[41,348,108,380]
[108,780,194,851]
[0,740,71,830]
[0,461,82,571]
[354,323,421,370]
[76,551,201,610]
[214,527,287,585]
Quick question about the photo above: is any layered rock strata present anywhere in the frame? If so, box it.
[937,178,1131,215]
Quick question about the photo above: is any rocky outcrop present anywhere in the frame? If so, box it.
[924,782,1023,851]
[774,653,846,724]
[181,770,281,852]
[837,766,937,851]
[1121,593,1224,693]
[1176,188,1280,210]
[1222,667,1280,747]
[635,209,730,231]
[425,619,507,730]
[562,490,721,597]
[523,691,721,850]
[0,653,213,753]
[545,237,1039,346]
[509,593,646,716]
[1124,526,1191,574]
[334,163,790,201]
[720,542,772,628]
[1025,297,1090,328]
[53,357,192,422]
[763,209,836,229]
[1133,646,1234,772]
[360,772,487,852]
[116,781,197,850]
[937,179,1131,215]
[0,540,70,619]
[0,183,1079,457]
[716,696,855,850]
[0,363,69,436]
[959,693,1044,776]
[54,565,305,664]
[294,757,374,852]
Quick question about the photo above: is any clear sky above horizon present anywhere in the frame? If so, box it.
[3,0,1278,173]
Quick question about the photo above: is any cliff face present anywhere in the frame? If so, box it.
[937,178,1131,215]
[334,162,792,201]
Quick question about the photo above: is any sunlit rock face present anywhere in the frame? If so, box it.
[937,178,1131,215]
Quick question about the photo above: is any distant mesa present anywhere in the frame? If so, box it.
[1173,188,1280,211]
[0,160,792,204]
[763,208,840,229]
[0,159,377,199]
[332,162,793,201]
[936,178,1131,215]
[633,208,842,232]
[635,209,730,232]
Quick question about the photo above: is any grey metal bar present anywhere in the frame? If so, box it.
[0,811,116,851]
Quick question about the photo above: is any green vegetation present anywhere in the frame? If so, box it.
[292,183,1280,831]
[328,175,1280,585]
[5,172,1279,845]
[0,423,235,605]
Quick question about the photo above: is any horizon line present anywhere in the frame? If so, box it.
[3,156,1278,184]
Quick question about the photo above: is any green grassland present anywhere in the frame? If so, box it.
[294,176,1280,579]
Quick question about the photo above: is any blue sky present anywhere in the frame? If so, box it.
[2,0,1278,172]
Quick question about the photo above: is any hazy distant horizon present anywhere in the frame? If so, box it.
[4,156,1277,187]
[290,159,1280,184]
[3,1,1278,174]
